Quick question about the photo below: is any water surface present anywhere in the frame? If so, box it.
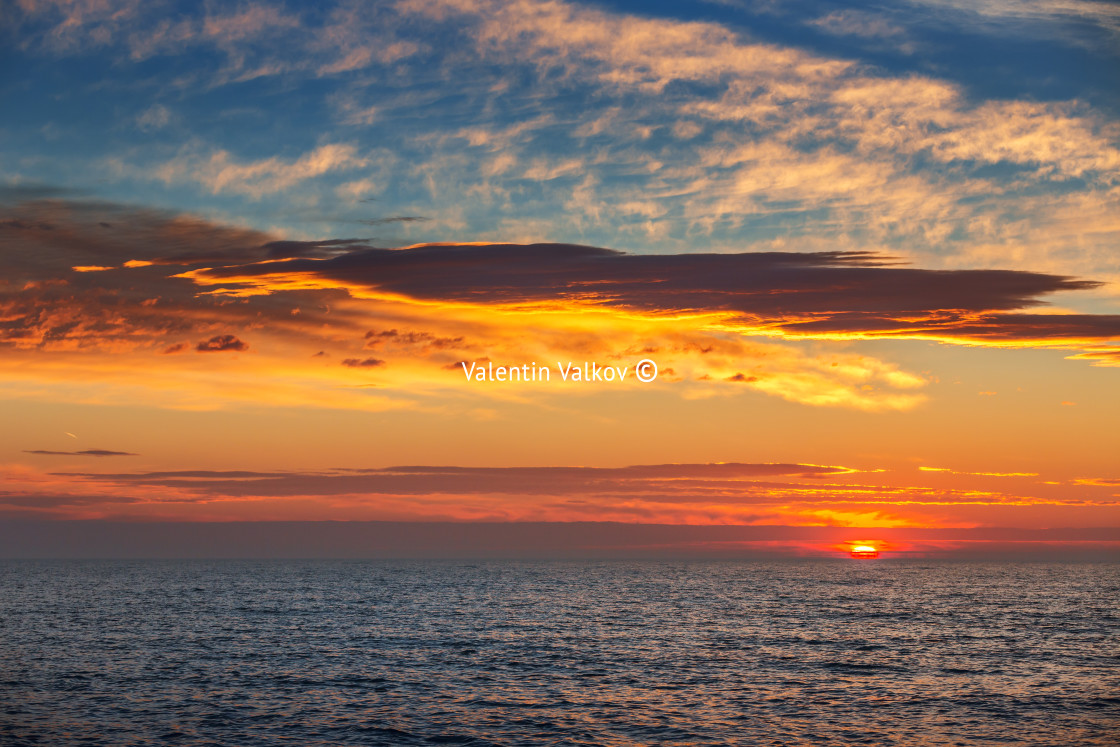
[1,560,1117,745]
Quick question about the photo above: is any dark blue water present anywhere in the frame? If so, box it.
[1,560,1117,746]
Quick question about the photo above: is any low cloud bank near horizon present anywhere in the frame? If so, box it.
[4,460,1117,530]
[0,519,1116,560]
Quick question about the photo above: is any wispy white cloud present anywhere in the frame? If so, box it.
[906,0,1120,38]
[10,0,1120,297]
[806,8,916,53]
[154,143,369,198]
[15,0,421,83]
[135,103,172,131]
[380,0,1120,286]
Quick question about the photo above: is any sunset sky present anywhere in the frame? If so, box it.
[2,0,1119,557]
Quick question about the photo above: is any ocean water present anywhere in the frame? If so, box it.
[1,560,1117,746]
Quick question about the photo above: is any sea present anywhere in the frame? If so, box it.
[1,560,1117,746]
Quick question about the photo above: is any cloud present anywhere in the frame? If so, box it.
[341,357,384,367]
[807,9,912,45]
[12,0,419,84]
[51,462,858,500]
[919,466,1038,477]
[201,4,300,44]
[3,519,1117,558]
[196,334,248,352]
[903,0,1120,44]
[444,356,490,371]
[0,198,360,352]
[364,329,465,350]
[384,0,1119,275]
[24,449,138,457]
[136,104,172,131]
[1,197,1115,418]
[23,459,1118,526]
[193,241,1120,354]
[155,144,368,198]
[9,0,1120,291]
[1073,477,1120,487]
[358,216,430,226]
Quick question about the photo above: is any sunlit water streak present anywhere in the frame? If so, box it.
[1,560,1117,746]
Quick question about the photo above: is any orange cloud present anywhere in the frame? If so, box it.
[4,199,1119,420]
[3,461,1111,527]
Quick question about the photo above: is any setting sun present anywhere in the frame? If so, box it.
[850,545,881,559]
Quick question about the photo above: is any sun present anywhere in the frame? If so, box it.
[849,544,880,559]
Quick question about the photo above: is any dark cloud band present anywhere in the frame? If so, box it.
[196,242,1120,346]
[2,198,1118,357]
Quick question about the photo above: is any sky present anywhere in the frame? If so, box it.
[2,0,1119,558]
